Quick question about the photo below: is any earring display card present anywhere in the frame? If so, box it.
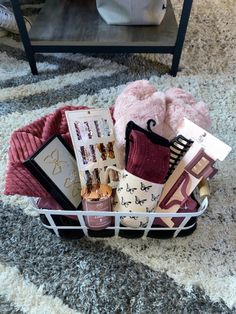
[66,109,118,187]
[24,135,81,211]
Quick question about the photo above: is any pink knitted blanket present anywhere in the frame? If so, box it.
[4,106,88,197]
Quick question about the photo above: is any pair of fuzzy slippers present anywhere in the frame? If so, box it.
[113,80,211,167]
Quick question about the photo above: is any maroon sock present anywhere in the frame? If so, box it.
[126,121,170,184]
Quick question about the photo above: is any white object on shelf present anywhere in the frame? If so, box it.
[96,0,167,25]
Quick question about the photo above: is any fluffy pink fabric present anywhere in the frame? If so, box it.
[163,87,211,140]
[113,81,211,167]
[113,80,166,167]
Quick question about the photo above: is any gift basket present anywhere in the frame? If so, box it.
[4,81,232,240]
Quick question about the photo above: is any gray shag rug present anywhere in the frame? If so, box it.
[0,1,236,313]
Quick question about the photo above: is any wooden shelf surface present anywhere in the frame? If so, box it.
[29,0,178,47]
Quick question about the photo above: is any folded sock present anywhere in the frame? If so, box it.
[125,120,170,184]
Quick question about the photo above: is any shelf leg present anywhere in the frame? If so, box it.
[10,0,38,75]
[170,0,193,76]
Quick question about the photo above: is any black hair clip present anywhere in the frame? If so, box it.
[166,135,194,180]
[92,168,101,188]
[85,170,93,193]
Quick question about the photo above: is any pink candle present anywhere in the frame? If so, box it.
[82,197,112,230]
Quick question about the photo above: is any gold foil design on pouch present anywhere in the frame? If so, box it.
[44,149,67,175]
[64,170,81,198]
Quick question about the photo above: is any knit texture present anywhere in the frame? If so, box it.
[4,106,88,197]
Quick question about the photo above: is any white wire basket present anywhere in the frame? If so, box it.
[29,196,208,239]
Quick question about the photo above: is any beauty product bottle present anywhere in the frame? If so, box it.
[81,183,114,237]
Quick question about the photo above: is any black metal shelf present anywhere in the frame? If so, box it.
[11,0,193,76]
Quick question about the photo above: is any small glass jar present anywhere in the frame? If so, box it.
[82,196,112,231]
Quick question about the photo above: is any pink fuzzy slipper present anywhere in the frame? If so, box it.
[163,87,211,139]
[113,80,166,167]
[113,82,211,167]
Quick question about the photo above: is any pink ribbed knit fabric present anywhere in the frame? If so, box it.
[4,106,88,197]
